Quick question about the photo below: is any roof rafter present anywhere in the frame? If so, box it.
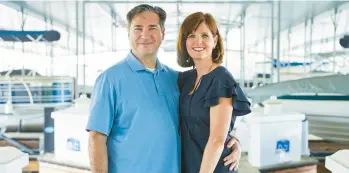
[0,1,109,51]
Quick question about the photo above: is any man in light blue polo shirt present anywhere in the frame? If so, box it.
[86,4,242,173]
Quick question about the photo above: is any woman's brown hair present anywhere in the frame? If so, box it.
[177,12,224,67]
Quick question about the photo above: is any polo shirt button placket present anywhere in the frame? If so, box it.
[154,73,162,95]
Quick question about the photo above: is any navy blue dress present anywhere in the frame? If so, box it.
[178,66,251,173]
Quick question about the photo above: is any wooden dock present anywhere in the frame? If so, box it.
[309,140,349,173]
[0,132,41,172]
[35,153,317,173]
[23,157,40,173]
[37,153,90,173]
[239,153,318,173]
[1,132,348,173]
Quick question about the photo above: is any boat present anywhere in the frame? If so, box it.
[0,69,74,132]
[246,74,349,144]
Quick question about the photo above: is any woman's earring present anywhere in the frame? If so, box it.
[186,59,189,63]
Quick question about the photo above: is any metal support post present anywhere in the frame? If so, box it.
[75,1,80,99]
[20,5,25,75]
[263,39,267,84]
[50,19,54,76]
[240,11,246,89]
[276,1,281,82]
[332,7,338,72]
[270,1,274,83]
[82,1,86,94]
[304,20,308,73]
[309,17,313,71]
[111,10,116,52]
[287,28,291,74]
[225,32,228,68]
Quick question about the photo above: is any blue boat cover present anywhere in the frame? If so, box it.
[0,30,60,42]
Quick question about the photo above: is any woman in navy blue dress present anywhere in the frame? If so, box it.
[177,12,251,173]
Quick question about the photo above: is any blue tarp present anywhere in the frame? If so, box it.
[0,30,60,42]
[272,59,329,68]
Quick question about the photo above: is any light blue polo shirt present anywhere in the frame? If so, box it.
[86,51,180,173]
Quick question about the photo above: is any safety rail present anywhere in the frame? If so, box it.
[0,76,75,114]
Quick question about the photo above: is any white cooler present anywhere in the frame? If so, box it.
[247,111,305,167]
[51,98,91,167]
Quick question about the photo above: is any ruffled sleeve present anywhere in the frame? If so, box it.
[203,74,251,117]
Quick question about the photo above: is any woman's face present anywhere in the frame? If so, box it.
[186,22,218,62]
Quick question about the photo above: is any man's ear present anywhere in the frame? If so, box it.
[161,28,165,40]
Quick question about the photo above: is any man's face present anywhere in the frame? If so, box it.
[129,11,165,58]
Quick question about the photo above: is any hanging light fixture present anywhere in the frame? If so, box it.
[339,35,349,48]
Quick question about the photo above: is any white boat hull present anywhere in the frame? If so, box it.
[275,99,349,117]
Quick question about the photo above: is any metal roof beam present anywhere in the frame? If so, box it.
[283,33,349,53]
[248,1,347,50]
[0,1,107,50]
[164,22,240,28]
[98,3,127,27]
[86,0,271,4]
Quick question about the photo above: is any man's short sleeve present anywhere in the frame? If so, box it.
[86,73,116,136]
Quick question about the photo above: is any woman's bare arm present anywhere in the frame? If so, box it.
[199,97,233,173]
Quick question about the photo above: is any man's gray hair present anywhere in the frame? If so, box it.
[126,4,166,29]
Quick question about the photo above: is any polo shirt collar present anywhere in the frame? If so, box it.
[126,50,166,72]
